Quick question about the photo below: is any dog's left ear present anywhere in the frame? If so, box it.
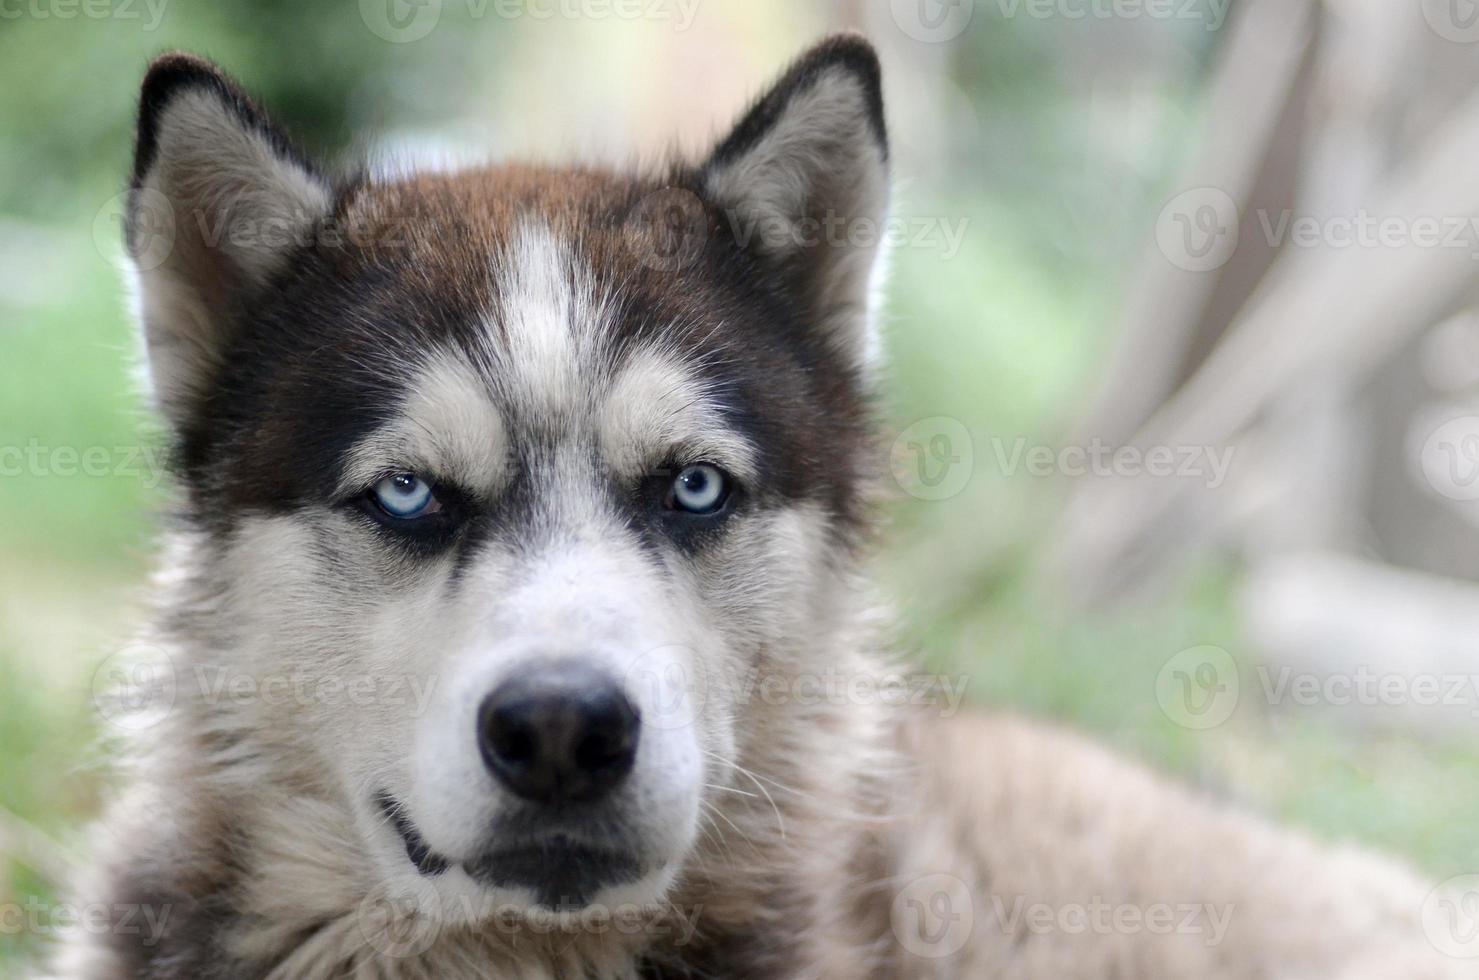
[127,53,332,429]
[701,34,889,371]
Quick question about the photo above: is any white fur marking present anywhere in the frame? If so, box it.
[599,347,758,482]
[342,352,508,496]
[488,221,607,422]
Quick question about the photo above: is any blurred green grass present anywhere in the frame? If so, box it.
[0,239,160,569]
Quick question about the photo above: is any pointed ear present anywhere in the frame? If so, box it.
[701,35,889,371]
[127,53,331,427]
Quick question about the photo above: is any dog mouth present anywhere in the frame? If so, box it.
[375,792,647,908]
[377,792,450,876]
[463,838,646,908]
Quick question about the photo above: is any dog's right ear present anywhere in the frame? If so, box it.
[128,53,331,428]
[700,35,888,374]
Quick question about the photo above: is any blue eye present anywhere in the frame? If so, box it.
[670,464,729,515]
[370,473,439,519]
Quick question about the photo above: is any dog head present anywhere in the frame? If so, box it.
[125,36,888,919]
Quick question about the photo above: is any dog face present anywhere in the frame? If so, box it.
[126,38,888,917]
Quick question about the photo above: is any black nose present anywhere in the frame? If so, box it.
[478,659,641,805]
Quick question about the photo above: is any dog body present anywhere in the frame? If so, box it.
[52,37,1463,979]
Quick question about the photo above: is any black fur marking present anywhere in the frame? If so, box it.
[635,919,812,980]
[705,33,888,172]
[171,237,477,533]
[641,175,879,544]
[462,835,645,909]
[376,791,451,876]
[375,793,644,905]
[103,838,250,979]
[131,52,322,191]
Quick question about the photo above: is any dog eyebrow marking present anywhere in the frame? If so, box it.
[486,218,610,428]
[339,350,509,496]
[599,346,758,483]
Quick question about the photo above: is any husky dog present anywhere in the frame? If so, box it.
[53,34,1463,980]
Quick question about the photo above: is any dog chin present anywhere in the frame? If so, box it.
[401,865,682,935]
[375,791,679,914]
[471,867,680,917]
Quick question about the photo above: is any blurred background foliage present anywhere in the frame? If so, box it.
[2,0,1474,967]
